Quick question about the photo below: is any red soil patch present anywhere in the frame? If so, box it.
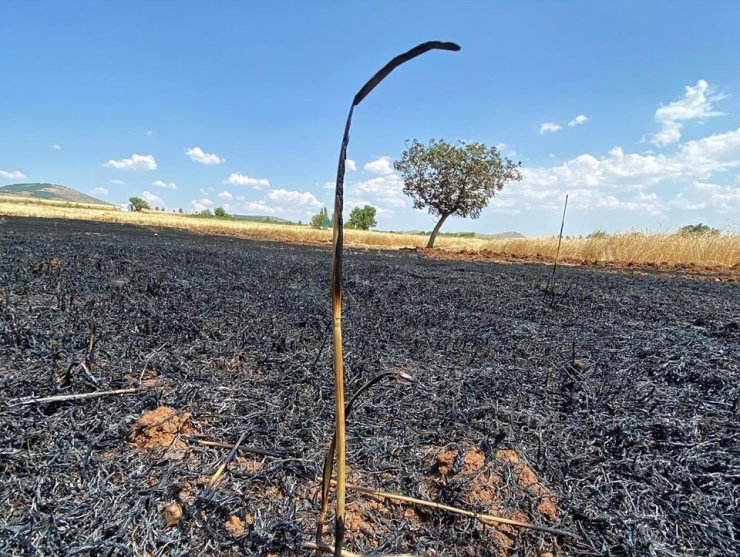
[163,501,183,528]
[334,444,560,555]
[425,444,559,556]
[225,515,246,537]
[129,406,193,450]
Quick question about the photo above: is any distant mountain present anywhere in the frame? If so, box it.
[393,229,526,239]
[0,183,112,205]
[476,231,526,239]
[232,214,295,224]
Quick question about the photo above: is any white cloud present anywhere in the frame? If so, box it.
[191,198,213,211]
[110,179,126,185]
[91,187,108,196]
[218,190,233,199]
[350,173,407,209]
[186,146,225,165]
[242,201,276,215]
[492,127,740,222]
[142,191,165,208]
[539,122,562,134]
[346,159,357,171]
[226,172,270,187]
[151,180,177,190]
[266,188,321,208]
[652,79,726,146]
[104,154,157,170]
[568,114,588,127]
[146,130,154,136]
[364,156,394,175]
[52,144,62,150]
[668,181,740,214]
[0,170,27,180]
[522,128,740,193]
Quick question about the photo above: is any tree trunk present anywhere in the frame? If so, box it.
[426,213,450,248]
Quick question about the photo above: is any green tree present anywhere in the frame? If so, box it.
[311,207,329,229]
[394,139,522,248]
[347,205,377,230]
[214,207,228,218]
[129,197,150,212]
[678,223,720,236]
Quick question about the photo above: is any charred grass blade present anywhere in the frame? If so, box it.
[323,41,460,557]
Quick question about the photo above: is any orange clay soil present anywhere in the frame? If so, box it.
[339,443,560,557]
[128,406,194,450]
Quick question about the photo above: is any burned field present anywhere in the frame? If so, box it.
[1,217,738,557]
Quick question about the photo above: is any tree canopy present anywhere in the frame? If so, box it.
[128,197,150,212]
[394,139,522,247]
[678,223,720,236]
[310,207,330,229]
[347,205,377,230]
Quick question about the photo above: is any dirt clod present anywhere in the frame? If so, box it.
[163,502,183,528]
[129,406,193,449]
[225,515,245,537]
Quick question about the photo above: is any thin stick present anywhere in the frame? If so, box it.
[337,481,575,538]
[324,40,460,557]
[206,429,250,489]
[10,386,152,406]
[87,322,96,364]
[316,372,413,545]
[546,194,569,299]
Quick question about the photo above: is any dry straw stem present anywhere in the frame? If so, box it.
[545,194,568,298]
[205,429,250,490]
[10,386,153,406]
[336,481,574,539]
[317,372,413,545]
[323,41,460,557]
[2,199,738,268]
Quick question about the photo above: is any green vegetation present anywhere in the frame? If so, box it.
[347,205,377,230]
[587,229,610,239]
[310,207,330,229]
[129,197,150,211]
[394,139,522,248]
[678,223,721,236]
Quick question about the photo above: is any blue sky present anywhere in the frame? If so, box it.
[1,1,739,236]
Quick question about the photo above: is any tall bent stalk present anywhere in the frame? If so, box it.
[324,40,460,557]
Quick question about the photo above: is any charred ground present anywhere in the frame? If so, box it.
[1,217,738,556]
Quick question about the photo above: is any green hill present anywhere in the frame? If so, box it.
[0,183,112,205]
[232,214,296,224]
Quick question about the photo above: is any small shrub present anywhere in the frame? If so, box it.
[678,223,720,236]
[311,207,329,229]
